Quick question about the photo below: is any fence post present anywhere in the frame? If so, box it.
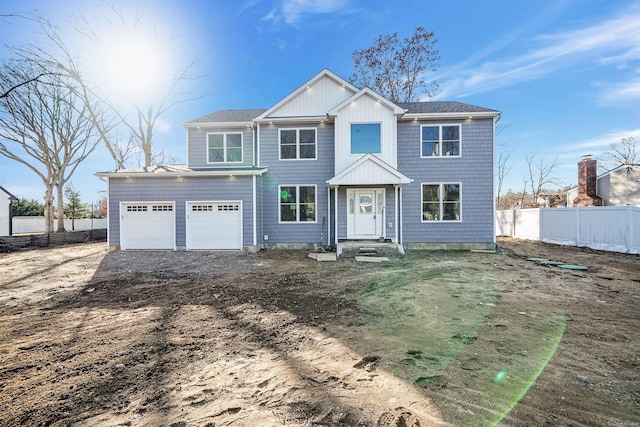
[575,206,580,247]
[628,205,633,253]
[512,208,516,237]
[539,208,544,242]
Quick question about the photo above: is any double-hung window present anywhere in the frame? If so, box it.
[421,125,461,157]
[422,183,461,221]
[279,128,316,160]
[279,185,316,222]
[207,133,243,163]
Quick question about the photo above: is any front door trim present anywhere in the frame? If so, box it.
[346,188,385,239]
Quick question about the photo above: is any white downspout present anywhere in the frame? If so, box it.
[252,174,257,247]
[327,186,331,246]
[256,123,261,166]
[334,187,338,245]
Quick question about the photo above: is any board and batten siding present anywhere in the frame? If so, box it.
[187,126,255,169]
[333,94,398,174]
[258,122,334,244]
[108,176,255,248]
[397,118,495,244]
[269,76,354,118]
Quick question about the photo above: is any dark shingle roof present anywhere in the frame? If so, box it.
[186,102,498,125]
[186,109,267,124]
[398,101,499,114]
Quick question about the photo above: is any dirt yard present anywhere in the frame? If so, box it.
[0,238,638,426]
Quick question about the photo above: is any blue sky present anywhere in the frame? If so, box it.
[1,0,639,203]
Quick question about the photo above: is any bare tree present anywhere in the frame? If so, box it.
[496,143,513,209]
[14,11,197,169]
[603,136,637,168]
[0,62,99,233]
[525,152,560,207]
[350,26,440,103]
[72,5,199,168]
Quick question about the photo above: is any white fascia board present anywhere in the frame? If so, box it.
[401,111,501,120]
[96,168,268,178]
[183,121,254,129]
[253,116,329,124]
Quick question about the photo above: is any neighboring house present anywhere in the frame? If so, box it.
[0,186,18,236]
[97,69,500,251]
[567,155,640,207]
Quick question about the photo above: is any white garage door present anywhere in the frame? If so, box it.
[120,203,175,250]
[186,202,242,250]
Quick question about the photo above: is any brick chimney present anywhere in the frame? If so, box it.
[572,154,602,206]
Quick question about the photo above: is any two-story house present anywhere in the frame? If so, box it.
[97,69,500,252]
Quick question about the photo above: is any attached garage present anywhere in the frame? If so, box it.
[120,202,176,250]
[186,201,243,250]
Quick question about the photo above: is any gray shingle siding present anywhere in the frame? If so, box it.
[108,176,256,247]
[398,118,495,243]
[259,122,335,244]
[188,126,255,169]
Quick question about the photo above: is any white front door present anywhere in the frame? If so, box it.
[347,189,385,239]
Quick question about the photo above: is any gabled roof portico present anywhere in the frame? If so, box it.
[327,153,412,187]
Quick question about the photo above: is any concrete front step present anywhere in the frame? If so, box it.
[336,241,404,259]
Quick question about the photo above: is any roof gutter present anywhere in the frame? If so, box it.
[401,111,501,120]
[96,168,268,179]
[183,121,254,129]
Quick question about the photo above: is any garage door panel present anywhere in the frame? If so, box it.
[121,203,175,250]
[186,202,242,250]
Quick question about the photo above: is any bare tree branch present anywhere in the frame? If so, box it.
[349,27,440,103]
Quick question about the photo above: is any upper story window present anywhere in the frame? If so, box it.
[351,123,381,154]
[422,183,461,221]
[421,124,461,157]
[279,128,316,160]
[208,133,243,163]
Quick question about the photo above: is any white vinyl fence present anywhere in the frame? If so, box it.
[11,216,107,235]
[496,205,640,254]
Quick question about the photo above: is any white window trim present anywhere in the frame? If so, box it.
[278,128,317,161]
[421,182,462,222]
[350,122,382,155]
[420,124,462,158]
[207,132,244,164]
[278,184,318,223]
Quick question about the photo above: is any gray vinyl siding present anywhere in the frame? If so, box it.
[187,126,255,168]
[108,176,255,248]
[398,118,495,243]
[259,122,334,244]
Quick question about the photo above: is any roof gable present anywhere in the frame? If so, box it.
[328,154,412,186]
[256,69,358,121]
[328,87,405,117]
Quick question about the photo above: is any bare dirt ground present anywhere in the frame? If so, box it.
[0,238,638,426]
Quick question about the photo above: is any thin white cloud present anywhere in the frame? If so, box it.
[595,76,640,105]
[560,128,640,154]
[263,0,351,24]
[436,5,640,100]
